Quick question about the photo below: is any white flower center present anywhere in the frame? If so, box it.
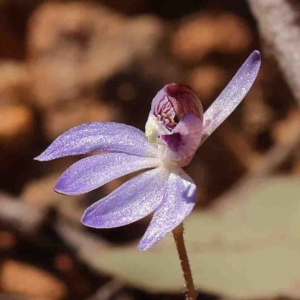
[145,114,183,172]
[145,115,160,143]
[145,114,170,143]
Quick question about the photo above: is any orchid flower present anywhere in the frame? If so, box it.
[35,51,261,251]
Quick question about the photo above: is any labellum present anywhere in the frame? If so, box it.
[145,83,203,167]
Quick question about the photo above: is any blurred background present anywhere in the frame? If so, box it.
[1,0,300,299]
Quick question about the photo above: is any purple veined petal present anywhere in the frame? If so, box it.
[55,153,160,195]
[201,50,261,144]
[139,171,196,251]
[161,114,203,165]
[150,84,203,127]
[81,167,169,228]
[35,122,157,161]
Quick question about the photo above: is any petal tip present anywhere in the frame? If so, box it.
[34,150,59,161]
[81,209,94,227]
[253,49,260,57]
[54,182,75,196]
[34,153,48,161]
[81,212,89,226]
[53,187,63,195]
[138,242,150,251]
[53,185,67,196]
[81,208,101,228]
[249,50,261,68]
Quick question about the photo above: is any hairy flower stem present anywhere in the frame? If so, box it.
[173,223,196,300]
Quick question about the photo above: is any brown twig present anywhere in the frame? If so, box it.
[248,0,300,105]
[0,193,44,234]
[86,279,125,300]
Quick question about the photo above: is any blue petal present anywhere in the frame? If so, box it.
[35,122,157,161]
[202,50,261,143]
[82,168,169,228]
[55,153,160,195]
[139,171,196,250]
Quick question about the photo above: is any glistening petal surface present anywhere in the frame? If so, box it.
[201,50,261,143]
[139,171,196,250]
[35,122,157,161]
[55,153,160,195]
[82,168,169,228]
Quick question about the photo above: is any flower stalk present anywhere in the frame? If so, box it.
[173,223,196,300]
